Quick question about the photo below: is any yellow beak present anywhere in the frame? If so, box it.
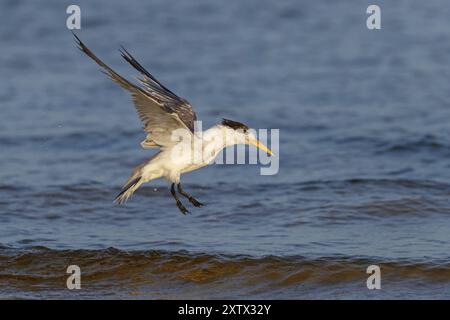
[249,139,274,156]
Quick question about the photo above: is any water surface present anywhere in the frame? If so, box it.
[0,0,449,299]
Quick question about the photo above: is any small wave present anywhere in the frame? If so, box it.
[2,178,450,217]
[332,133,450,157]
[0,247,448,299]
[295,178,450,191]
[377,134,450,154]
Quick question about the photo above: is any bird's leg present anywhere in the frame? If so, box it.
[177,183,204,207]
[171,183,189,214]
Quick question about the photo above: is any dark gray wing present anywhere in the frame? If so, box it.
[119,47,197,132]
[74,34,195,146]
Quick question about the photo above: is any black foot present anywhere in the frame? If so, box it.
[176,200,190,214]
[189,197,204,207]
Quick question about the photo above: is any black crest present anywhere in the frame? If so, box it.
[221,118,249,131]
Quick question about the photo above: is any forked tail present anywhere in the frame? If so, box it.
[114,161,148,204]
[114,153,162,204]
[114,176,143,204]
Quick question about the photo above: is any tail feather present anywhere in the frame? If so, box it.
[114,152,162,204]
[114,176,143,204]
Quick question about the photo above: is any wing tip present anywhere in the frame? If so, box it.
[71,31,90,56]
[71,31,82,48]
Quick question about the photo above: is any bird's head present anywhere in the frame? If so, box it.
[221,118,273,156]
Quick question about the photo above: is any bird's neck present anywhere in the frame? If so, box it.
[195,125,234,163]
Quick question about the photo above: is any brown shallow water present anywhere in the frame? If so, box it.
[0,247,449,299]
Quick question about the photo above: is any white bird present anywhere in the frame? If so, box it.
[74,34,273,214]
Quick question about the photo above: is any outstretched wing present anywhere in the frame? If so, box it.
[74,34,196,147]
[119,47,197,132]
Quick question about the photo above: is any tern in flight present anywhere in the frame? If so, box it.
[74,34,273,214]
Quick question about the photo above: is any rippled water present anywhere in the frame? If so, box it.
[1,0,450,299]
